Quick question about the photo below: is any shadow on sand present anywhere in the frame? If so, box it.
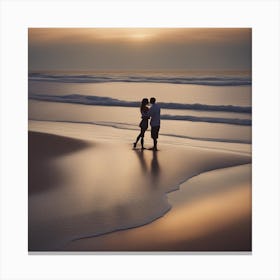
[28,131,90,194]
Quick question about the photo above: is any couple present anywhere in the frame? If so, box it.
[133,97,160,151]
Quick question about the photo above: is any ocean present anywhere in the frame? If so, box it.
[28,70,252,144]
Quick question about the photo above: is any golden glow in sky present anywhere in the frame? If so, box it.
[129,33,155,41]
[29,28,250,44]
[28,28,252,71]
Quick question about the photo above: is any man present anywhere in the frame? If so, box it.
[149,97,161,151]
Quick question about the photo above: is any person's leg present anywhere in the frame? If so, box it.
[141,137,144,149]
[141,129,146,149]
[134,133,141,148]
[134,129,145,148]
[153,139,157,151]
[151,127,156,150]
[151,126,159,151]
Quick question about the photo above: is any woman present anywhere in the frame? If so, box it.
[133,98,150,149]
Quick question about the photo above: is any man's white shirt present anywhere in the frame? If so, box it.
[149,103,161,127]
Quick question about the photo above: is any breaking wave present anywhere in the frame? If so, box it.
[161,115,251,125]
[29,72,251,86]
[29,93,252,114]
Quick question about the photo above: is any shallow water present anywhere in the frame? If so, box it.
[64,164,252,251]
[29,100,251,144]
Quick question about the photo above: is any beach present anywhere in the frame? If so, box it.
[28,72,252,251]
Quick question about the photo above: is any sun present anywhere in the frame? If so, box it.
[130,33,153,41]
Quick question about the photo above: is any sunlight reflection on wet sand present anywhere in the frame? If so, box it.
[28,128,251,251]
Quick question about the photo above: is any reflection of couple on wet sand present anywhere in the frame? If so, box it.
[133,97,161,151]
[134,148,161,186]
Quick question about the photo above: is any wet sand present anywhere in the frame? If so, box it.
[64,164,251,251]
[28,124,251,251]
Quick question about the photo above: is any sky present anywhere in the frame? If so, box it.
[28,28,251,72]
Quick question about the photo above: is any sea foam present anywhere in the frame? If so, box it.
[29,93,252,114]
[29,72,251,86]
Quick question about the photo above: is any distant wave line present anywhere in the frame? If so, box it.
[161,114,251,126]
[29,93,252,114]
[29,73,252,86]
[29,118,251,144]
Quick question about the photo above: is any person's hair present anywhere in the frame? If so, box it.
[150,97,156,104]
[140,98,149,113]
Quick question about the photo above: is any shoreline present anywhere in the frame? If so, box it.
[63,163,251,252]
[28,124,251,251]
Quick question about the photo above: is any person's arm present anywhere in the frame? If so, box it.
[142,108,150,119]
[147,106,154,118]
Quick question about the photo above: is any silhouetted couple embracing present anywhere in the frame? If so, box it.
[133,97,161,151]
